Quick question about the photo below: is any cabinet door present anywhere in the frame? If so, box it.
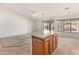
[35,39,43,55]
[44,40,49,55]
[32,37,43,55]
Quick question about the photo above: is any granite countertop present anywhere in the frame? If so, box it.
[32,32,54,39]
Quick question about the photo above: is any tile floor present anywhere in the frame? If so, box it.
[52,37,79,55]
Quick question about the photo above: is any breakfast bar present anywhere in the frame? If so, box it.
[32,32,57,55]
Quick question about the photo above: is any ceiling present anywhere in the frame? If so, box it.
[1,3,79,20]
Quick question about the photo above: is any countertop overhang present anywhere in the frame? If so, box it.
[32,32,54,39]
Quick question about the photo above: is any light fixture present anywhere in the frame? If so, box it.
[32,10,38,16]
[65,7,70,18]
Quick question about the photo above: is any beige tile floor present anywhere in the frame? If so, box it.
[52,37,79,55]
[0,36,79,55]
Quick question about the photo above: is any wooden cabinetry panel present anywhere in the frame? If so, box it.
[32,37,43,55]
[49,37,53,53]
[44,41,49,55]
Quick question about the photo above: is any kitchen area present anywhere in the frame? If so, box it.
[32,20,58,55]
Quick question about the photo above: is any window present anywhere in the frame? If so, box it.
[42,20,54,34]
[63,20,79,32]
[43,23,50,34]
[57,19,79,33]
[63,20,71,32]
[57,20,63,32]
[51,23,54,31]
[71,20,79,32]
[43,19,79,33]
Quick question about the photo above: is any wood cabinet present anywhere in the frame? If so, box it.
[32,34,57,55]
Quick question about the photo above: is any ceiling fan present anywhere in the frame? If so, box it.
[29,8,45,16]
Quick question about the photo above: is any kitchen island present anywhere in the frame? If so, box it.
[32,32,57,55]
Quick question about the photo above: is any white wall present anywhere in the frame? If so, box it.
[0,7,36,38]
[36,20,43,33]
